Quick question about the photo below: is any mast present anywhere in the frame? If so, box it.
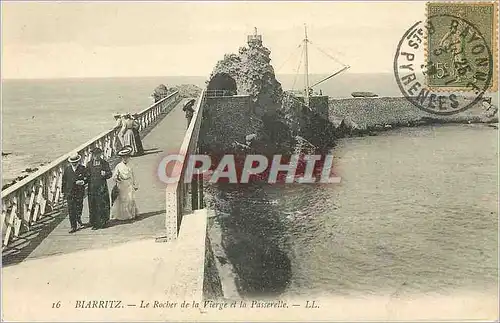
[303,24,310,109]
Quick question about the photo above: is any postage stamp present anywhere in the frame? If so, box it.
[394,15,493,115]
[426,2,498,91]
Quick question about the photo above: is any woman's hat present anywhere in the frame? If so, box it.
[92,147,103,155]
[67,153,81,163]
[117,146,133,156]
[113,113,121,117]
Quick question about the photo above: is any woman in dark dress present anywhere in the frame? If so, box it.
[131,113,144,155]
[86,147,113,230]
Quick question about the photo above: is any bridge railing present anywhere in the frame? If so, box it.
[165,89,206,240]
[205,89,235,98]
[1,91,180,248]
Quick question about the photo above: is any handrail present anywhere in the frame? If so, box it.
[1,91,180,247]
[165,89,206,240]
[205,89,235,98]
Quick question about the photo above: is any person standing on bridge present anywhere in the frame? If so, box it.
[113,113,125,152]
[183,99,196,128]
[86,147,113,230]
[121,114,140,156]
[62,153,87,233]
[110,146,139,221]
[131,113,144,156]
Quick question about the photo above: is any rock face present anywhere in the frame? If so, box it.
[152,84,169,102]
[201,31,337,156]
[207,33,283,117]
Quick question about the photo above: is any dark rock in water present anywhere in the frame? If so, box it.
[16,175,28,181]
[351,91,378,98]
[216,255,228,265]
[152,84,169,102]
[2,152,11,157]
[3,174,29,190]
[24,167,39,173]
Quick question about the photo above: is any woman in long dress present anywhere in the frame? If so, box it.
[113,114,125,152]
[110,146,139,221]
[121,114,139,156]
[131,113,144,155]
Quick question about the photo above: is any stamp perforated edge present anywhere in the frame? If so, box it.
[424,1,498,92]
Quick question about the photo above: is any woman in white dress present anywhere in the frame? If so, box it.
[111,146,139,221]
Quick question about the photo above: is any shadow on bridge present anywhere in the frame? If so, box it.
[2,98,192,267]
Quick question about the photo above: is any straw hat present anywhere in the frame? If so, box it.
[67,153,81,163]
[117,146,133,157]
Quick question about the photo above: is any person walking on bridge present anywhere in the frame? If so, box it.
[110,146,139,221]
[86,147,113,230]
[62,153,87,233]
[183,99,196,128]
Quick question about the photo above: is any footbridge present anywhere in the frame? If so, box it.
[1,89,216,321]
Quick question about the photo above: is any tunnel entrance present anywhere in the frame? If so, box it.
[207,73,237,97]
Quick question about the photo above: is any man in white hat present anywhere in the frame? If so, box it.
[62,153,87,233]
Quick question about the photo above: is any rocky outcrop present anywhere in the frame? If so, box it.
[171,84,202,99]
[202,33,304,155]
[207,37,283,116]
[152,84,169,102]
[152,83,202,102]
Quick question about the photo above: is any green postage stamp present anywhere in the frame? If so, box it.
[426,2,498,91]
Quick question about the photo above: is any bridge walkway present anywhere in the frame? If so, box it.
[2,98,190,266]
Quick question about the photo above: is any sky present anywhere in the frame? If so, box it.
[1,1,425,79]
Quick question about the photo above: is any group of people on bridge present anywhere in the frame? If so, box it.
[62,146,139,233]
[112,113,144,156]
[60,99,197,233]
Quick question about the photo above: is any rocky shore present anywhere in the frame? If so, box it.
[2,157,49,190]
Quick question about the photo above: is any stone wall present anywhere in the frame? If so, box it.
[310,96,330,120]
[329,97,498,130]
[200,96,260,152]
[202,235,224,300]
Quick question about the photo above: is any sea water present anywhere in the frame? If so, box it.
[212,125,498,297]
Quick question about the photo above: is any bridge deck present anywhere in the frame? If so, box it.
[3,99,190,265]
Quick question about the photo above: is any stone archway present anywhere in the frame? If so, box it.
[207,73,237,96]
